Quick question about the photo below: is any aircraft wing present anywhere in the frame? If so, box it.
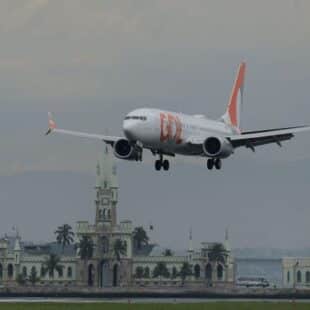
[228,125,310,150]
[45,113,121,145]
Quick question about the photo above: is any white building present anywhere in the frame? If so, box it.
[282,257,310,288]
[0,147,235,288]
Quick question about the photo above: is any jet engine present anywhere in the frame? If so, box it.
[202,136,233,158]
[113,139,142,161]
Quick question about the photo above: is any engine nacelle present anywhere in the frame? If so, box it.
[202,136,233,158]
[113,139,141,161]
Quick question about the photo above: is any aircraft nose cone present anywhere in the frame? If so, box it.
[123,121,137,141]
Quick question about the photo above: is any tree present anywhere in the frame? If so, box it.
[171,266,178,279]
[77,236,94,261]
[152,262,170,279]
[29,267,40,286]
[113,239,127,261]
[144,266,150,279]
[208,243,226,264]
[77,236,94,284]
[133,226,149,250]
[179,262,192,285]
[163,249,173,256]
[55,224,75,253]
[43,254,63,279]
[135,266,144,279]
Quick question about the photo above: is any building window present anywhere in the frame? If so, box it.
[22,266,27,277]
[306,271,310,283]
[31,266,36,276]
[58,267,63,278]
[217,264,224,280]
[8,264,14,278]
[297,270,302,283]
[0,264,3,279]
[41,266,45,278]
[49,270,54,278]
[287,271,290,283]
[194,264,200,279]
[205,263,212,280]
[67,267,72,278]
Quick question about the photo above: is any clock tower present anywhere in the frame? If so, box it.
[95,146,118,228]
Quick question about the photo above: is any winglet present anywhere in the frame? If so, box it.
[45,112,56,135]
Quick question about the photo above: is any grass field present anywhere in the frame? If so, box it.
[0,303,308,310]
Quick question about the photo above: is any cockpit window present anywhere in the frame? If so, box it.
[125,116,147,121]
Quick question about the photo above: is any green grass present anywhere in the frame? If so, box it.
[0,303,308,310]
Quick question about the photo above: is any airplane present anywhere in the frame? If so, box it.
[46,62,310,171]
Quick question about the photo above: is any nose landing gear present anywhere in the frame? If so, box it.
[155,154,170,171]
[207,158,222,170]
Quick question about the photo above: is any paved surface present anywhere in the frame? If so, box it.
[0,298,310,303]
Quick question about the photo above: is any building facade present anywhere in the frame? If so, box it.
[0,148,235,288]
[282,257,310,288]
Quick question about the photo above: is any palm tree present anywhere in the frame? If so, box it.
[135,266,144,279]
[43,254,63,280]
[29,267,40,286]
[163,249,173,256]
[113,239,127,261]
[133,226,149,250]
[179,262,192,285]
[152,262,170,285]
[208,243,226,264]
[77,236,94,284]
[77,236,94,260]
[54,224,75,253]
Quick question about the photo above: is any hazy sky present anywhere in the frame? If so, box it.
[0,0,310,249]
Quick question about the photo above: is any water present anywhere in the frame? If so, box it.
[236,259,282,287]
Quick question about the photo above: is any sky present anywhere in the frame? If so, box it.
[0,0,310,249]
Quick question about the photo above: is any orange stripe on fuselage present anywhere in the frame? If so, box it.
[228,62,246,128]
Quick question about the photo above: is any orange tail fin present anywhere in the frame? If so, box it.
[222,62,246,132]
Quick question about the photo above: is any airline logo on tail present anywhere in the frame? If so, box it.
[222,62,246,132]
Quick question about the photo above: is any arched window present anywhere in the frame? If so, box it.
[31,266,36,276]
[287,271,290,283]
[49,269,54,278]
[297,270,302,283]
[58,267,63,278]
[108,209,111,219]
[67,267,72,278]
[205,263,212,280]
[40,266,45,277]
[171,266,178,279]
[22,266,27,277]
[306,271,310,283]
[217,264,224,280]
[0,264,3,279]
[194,264,200,279]
[8,264,14,278]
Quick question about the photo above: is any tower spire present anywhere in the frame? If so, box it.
[189,227,193,253]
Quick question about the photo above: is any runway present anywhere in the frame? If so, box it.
[0,298,310,304]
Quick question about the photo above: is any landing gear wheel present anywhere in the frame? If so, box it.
[155,160,162,171]
[163,160,170,171]
[214,158,222,170]
[207,159,214,170]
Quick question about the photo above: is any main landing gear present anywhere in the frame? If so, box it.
[207,158,222,170]
[155,154,170,171]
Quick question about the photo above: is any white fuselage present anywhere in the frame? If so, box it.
[123,108,236,156]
